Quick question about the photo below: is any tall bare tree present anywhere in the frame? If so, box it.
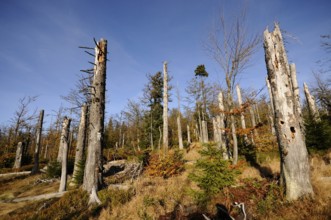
[205,9,260,164]
[59,117,71,192]
[71,104,88,185]
[31,110,44,174]
[163,61,169,153]
[83,39,107,204]
[264,23,314,200]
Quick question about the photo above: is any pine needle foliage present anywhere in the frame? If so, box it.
[189,143,240,207]
[72,159,85,185]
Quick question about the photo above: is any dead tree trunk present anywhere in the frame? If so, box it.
[13,142,23,169]
[218,92,229,160]
[163,61,169,153]
[71,104,88,185]
[201,120,208,143]
[236,85,249,144]
[304,82,320,122]
[83,39,107,205]
[187,124,191,144]
[31,110,44,174]
[176,87,184,150]
[266,77,276,135]
[59,117,71,192]
[264,24,314,200]
[249,105,258,136]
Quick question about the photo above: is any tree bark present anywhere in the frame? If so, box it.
[71,104,88,185]
[236,85,249,144]
[187,124,191,144]
[266,77,276,135]
[31,110,44,174]
[201,120,208,143]
[263,24,314,200]
[218,92,229,160]
[304,82,320,122]
[13,142,23,169]
[59,117,71,192]
[162,61,169,153]
[83,39,107,205]
[177,116,184,150]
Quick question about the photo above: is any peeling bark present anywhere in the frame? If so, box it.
[263,24,314,200]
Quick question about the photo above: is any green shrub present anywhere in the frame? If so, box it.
[72,159,85,185]
[189,143,240,207]
[46,160,61,178]
[305,115,331,152]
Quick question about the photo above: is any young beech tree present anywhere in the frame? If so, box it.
[83,39,107,204]
[205,9,260,164]
[264,24,313,200]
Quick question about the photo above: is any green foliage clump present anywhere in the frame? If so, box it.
[194,64,209,77]
[145,150,185,178]
[189,144,240,207]
[72,159,85,185]
[305,115,331,152]
[46,160,61,178]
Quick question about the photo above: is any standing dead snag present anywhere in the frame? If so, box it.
[13,142,23,169]
[71,104,88,185]
[163,61,169,153]
[304,82,320,122]
[59,117,71,192]
[83,38,107,204]
[218,92,229,160]
[236,85,249,145]
[31,110,44,174]
[263,24,314,200]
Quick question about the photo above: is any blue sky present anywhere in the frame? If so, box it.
[0,0,330,126]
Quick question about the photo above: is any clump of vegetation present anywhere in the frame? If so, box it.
[145,150,185,178]
[72,159,85,185]
[98,187,135,208]
[189,144,240,207]
[45,160,61,178]
[0,153,16,169]
[305,115,331,153]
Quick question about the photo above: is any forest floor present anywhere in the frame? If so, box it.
[0,144,331,219]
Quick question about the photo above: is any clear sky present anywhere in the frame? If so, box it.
[0,0,330,126]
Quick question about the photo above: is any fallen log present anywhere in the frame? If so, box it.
[11,191,67,203]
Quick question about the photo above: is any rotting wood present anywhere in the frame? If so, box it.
[31,110,44,175]
[59,117,71,192]
[304,82,320,122]
[263,23,314,200]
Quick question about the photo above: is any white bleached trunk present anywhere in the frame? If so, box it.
[236,85,249,144]
[177,116,184,150]
[13,142,23,169]
[266,78,276,135]
[187,124,191,144]
[163,61,169,153]
[264,24,314,200]
[303,82,320,122]
[201,120,208,143]
[59,117,71,192]
[218,92,229,160]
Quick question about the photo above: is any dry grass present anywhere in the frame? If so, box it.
[0,174,60,217]
[99,171,194,220]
